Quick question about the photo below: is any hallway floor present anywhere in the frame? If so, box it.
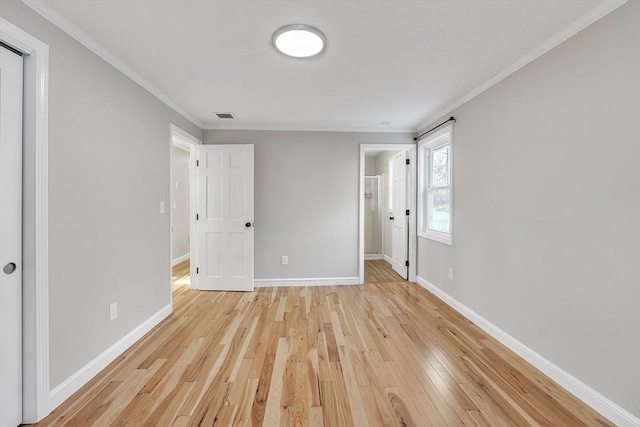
[364,259,405,283]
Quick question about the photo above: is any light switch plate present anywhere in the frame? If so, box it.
[109,302,118,321]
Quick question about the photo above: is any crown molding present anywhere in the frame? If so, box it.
[20,0,204,129]
[21,0,626,136]
[414,0,628,132]
[202,123,414,134]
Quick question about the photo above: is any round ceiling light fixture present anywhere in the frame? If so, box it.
[272,24,327,58]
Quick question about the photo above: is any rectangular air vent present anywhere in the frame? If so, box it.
[215,113,235,119]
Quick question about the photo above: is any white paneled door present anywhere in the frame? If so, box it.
[196,145,254,291]
[391,151,408,279]
[0,45,24,427]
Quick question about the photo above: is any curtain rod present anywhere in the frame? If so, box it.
[414,117,455,141]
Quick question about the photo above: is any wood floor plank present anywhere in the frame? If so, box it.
[232,377,258,427]
[364,259,405,283]
[30,260,614,427]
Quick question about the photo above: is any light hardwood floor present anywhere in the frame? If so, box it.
[364,260,405,284]
[33,260,612,426]
[172,260,191,287]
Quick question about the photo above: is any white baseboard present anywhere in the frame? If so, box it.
[254,277,360,287]
[384,254,392,264]
[48,304,172,411]
[171,253,190,266]
[415,276,639,427]
[364,254,384,260]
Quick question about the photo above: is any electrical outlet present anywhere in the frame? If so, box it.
[448,267,454,280]
[109,302,118,322]
[281,256,288,266]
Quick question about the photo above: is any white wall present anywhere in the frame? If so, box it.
[202,130,413,279]
[0,0,202,389]
[364,156,377,175]
[417,1,639,417]
[171,146,190,261]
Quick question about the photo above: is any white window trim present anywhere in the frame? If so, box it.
[418,124,453,245]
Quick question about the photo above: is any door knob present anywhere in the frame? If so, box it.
[245,222,253,228]
[3,262,16,275]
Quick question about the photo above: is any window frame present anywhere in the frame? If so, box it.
[418,124,453,245]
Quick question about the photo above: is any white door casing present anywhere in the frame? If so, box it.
[391,151,408,279]
[0,45,24,427]
[0,18,50,423]
[196,145,254,291]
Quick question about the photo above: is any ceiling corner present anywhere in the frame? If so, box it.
[20,0,204,129]
[413,0,628,133]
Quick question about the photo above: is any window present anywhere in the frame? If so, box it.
[418,124,452,245]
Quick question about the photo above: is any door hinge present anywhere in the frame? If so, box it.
[405,209,410,216]
[405,158,410,165]
[405,261,409,267]
[196,160,199,167]
[196,267,199,274]
[196,214,199,220]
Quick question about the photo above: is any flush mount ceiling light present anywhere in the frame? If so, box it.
[272,24,327,58]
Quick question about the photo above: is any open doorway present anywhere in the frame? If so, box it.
[171,144,191,285]
[169,124,200,290]
[359,144,417,284]
[364,150,402,283]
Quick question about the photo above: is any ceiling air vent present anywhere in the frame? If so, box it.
[215,113,235,119]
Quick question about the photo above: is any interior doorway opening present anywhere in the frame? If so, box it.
[359,144,417,284]
[169,124,200,292]
[171,144,191,275]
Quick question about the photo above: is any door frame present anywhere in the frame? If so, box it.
[359,144,417,284]
[169,124,201,291]
[0,17,50,423]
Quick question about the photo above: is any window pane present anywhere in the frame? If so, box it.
[429,188,450,233]
[431,144,449,187]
